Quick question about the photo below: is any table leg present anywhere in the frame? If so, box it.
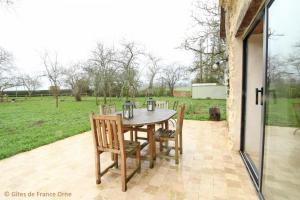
[147,124,155,168]
[130,129,133,141]
[152,125,156,161]
[164,120,169,150]
[164,120,169,130]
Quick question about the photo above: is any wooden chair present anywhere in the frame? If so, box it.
[99,104,116,115]
[155,101,169,129]
[89,114,141,192]
[155,104,185,164]
[100,103,135,141]
[133,101,141,109]
[169,100,179,127]
[156,101,169,109]
[172,100,179,111]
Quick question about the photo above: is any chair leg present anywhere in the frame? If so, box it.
[175,137,179,164]
[136,144,141,173]
[159,139,163,152]
[111,153,114,161]
[121,155,127,192]
[130,130,133,141]
[114,153,118,168]
[95,153,101,184]
[179,132,183,154]
[134,129,138,142]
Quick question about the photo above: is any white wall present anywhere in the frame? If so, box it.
[192,85,227,99]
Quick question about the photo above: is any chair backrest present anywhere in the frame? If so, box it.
[175,105,185,137]
[156,101,169,109]
[133,101,141,109]
[89,114,125,154]
[173,100,179,111]
[99,104,116,115]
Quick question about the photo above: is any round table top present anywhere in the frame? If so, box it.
[116,108,176,126]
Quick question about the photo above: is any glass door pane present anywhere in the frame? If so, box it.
[263,0,300,199]
[243,19,264,180]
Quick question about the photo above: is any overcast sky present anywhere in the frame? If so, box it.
[0,0,196,89]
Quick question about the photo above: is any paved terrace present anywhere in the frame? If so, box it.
[0,120,257,200]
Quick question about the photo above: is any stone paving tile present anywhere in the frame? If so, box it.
[0,120,258,200]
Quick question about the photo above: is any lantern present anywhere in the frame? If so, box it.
[147,97,156,111]
[122,100,134,119]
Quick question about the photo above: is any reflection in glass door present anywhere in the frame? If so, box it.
[263,0,300,199]
[242,18,264,183]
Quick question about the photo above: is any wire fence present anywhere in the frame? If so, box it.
[0,93,90,102]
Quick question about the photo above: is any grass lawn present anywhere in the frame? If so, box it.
[0,96,226,160]
[266,98,300,127]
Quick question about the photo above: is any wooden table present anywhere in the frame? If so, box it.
[117,108,176,168]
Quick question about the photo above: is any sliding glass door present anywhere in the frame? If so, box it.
[242,18,265,185]
[242,0,300,199]
[262,0,300,199]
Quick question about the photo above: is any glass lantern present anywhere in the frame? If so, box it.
[147,97,156,111]
[122,100,134,119]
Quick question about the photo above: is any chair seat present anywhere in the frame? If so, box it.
[124,140,140,154]
[155,128,176,140]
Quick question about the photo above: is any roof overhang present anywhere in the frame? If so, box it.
[235,0,265,37]
[220,7,226,39]
[219,0,265,39]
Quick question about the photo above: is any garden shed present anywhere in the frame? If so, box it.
[192,83,226,99]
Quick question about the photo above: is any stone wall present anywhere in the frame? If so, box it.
[220,0,256,151]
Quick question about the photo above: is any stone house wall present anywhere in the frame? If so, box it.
[219,0,265,150]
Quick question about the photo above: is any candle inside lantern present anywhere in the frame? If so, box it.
[122,100,134,119]
[124,110,129,119]
[147,97,155,111]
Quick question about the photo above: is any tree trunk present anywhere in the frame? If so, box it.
[75,93,81,101]
[96,95,99,105]
[73,88,81,101]
[169,86,174,97]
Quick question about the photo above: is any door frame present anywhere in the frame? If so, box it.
[240,0,274,199]
[240,12,264,189]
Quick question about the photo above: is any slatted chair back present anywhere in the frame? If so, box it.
[99,104,117,115]
[90,114,125,154]
[156,101,169,109]
[175,105,185,137]
[173,100,179,110]
[133,101,141,109]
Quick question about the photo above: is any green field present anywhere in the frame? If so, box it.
[0,96,226,160]
[266,98,300,127]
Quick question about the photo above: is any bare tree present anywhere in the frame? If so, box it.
[0,0,13,6]
[19,74,41,97]
[162,65,186,96]
[42,51,62,108]
[117,41,141,99]
[0,47,15,101]
[146,54,160,96]
[86,43,118,104]
[63,63,89,101]
[182,0,226,84]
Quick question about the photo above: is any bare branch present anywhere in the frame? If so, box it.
[42,51,63,107]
